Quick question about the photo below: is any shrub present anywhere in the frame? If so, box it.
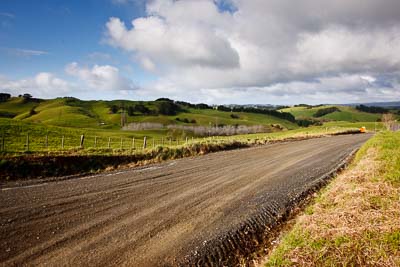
[194,103,211,109]
[155,101,180,115]
[297,118,322,127]
[313,107,340,117]
[29,108,37,116]
[0,93,11,102]
[109,105,119,114]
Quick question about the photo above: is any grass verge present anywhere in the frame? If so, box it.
[0,141,249,181]
[265,131,400,266]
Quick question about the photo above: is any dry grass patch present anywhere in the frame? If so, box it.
[266,132,400,266]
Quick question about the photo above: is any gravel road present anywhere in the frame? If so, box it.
[0,134,370,266]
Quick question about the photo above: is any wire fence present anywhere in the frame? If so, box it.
[0,125,369,154]
[0,133,201,153]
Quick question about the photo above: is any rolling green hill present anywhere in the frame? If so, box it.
[280,105,382,122]
[0,96,298,130]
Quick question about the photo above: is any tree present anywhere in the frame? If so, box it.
[382,113,396,131]
[194,103,211,109]
[0,93,11,102]
[110,105,119,114]
[356,105,387,114]
[155,98,173,102]
[22,93,33,103]
[127,106,134,116]
[133,103,150,114]
[156,101,180,115]
[23,93,32,99]
[313,107,340,117]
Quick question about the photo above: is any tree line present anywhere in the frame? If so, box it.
[355,105,387,114]
[216,105,296,123]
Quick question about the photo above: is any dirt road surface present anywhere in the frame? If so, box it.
[0,134,370,266]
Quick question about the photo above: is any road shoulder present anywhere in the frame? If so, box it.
[263,132,400,266]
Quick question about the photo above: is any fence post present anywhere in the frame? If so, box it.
[176,139,179,146]
[143,136,147,149]
[120,137,123,150]
[45,134,48,150]
[169,138,172,146]
[132,137,135,150]
[62,135,64,149]
[1,131,4,151]
[26,133,29,152]
[94,136,97,148]
[80,135,85,149]
[152,138,155,148]
[161,137,164,146]
[186,137,188,144]
[108,137,111,149]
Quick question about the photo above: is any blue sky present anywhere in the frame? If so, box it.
[0,0,399,104]
[0,0,146,78]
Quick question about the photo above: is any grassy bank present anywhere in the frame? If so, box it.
[0,141,249,181]
[265,131,400,266]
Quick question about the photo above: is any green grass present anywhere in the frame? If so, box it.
[265,131,400,266]
[186,108,298,128]
[323,106,381,122]
[356,131,400,185]
[323,121,384,131]
[0,97,384,155]
[281,105,382,122]
[0,118,170,153]
[281,105,330,118]
[0,97,41,115]
[0,97,298,130]
[0,116,364,154]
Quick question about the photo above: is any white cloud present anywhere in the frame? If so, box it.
[0,47,48,57]
[137,73,399,105]
[65,62,137,92]
[0,12,15,18]
[0,73,73,98]
[105,0,400,104]
[105,10,239,70]
[290,26,400,76]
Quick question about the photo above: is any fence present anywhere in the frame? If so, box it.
[0,125,364,154]
[0,133,198,153]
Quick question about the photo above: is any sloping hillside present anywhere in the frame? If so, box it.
[0,97,298,130]
[281,105,382,122]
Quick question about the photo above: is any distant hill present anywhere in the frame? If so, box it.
[344,101,400,108]
[0,96,298,131]
[280,105,383,122]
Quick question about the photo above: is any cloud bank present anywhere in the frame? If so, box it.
[105,0,400,104]
[0,63,137,99]
[65,62,137,92]
[0,73,73,98]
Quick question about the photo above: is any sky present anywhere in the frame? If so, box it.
[0,0,399,105]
